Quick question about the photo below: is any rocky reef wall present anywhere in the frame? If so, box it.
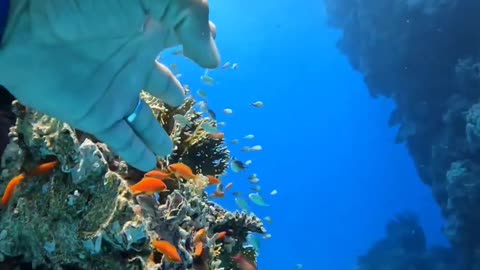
[324,0,480,268]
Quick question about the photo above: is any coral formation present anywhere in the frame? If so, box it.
[143,93,229,177]
[0,94,265,269]
[358,212,465,270]
[323,0,480,267]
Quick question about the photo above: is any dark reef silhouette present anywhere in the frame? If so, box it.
[358,212,466,270]
[323,0,480,268]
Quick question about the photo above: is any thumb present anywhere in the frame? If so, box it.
[177,16,220,69]
[146,0,221,68]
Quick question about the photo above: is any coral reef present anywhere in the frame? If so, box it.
[323,0,480,267]
[143,93,229,177]
[0,94,265,269]
[358,212,466,270]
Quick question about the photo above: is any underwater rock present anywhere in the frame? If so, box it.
[454,58,480,97]
[357,213,427,270]
[444,160,480,246]
[324,0,480,266]
[466,103,480,152]
[358,212,466,270]
[70,138,108,184]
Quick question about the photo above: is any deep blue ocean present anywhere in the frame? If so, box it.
[161,1,446,269]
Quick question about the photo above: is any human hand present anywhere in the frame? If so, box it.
[0,0,220,171]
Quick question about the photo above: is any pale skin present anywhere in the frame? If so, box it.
[0,0,221,171]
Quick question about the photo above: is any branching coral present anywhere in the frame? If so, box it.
[142,92,230,176]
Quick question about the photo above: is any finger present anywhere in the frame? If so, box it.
[174,3,220,68]
[127,99,174,158]
[145,60,185,107]
[176,13,220,68]
[83,49,166,172]
[143,0,220,68]
[96,58,175,160]
[95,119,157,172]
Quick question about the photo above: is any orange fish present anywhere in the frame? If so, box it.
[27,160,58,176]
[1,174,26,206]
[209,190,225,199]
[1,160,58,206]
[152,240,182,263]
[207,132,225,140]
[224,182,233,192]
[215,231,227,241]
[206,175,221,186]
[168,163,196,179]
[144,170,171,180]
[193,242,203,257]
[232,254,257,270]
[130,177,167,195]
[193,228,207,243]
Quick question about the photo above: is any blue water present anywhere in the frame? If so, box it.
[163,1,447,269]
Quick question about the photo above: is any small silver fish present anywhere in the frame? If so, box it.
[270,189,278,196]
[241,146,251,152]
[245,233,260,252]
[197,89,208,99]
[223,108,233,114]
[173,114,191,127]
[231,160,246,173]
[216,183,223,192]
[222,62,231,69]
[250,145,263,152]
[251,101,264,108]
[197,101,209,112]
[262,234,272,240]
[264,216,273,224]
[235,197,250,212]
[207,109,216,120]
[232,63,239,70]
[200,74,215,85]
[248,174,260,184]
[248,192,269,206]
[244,134,255,140]
[251,185,261,192]
[201,122,218,133]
